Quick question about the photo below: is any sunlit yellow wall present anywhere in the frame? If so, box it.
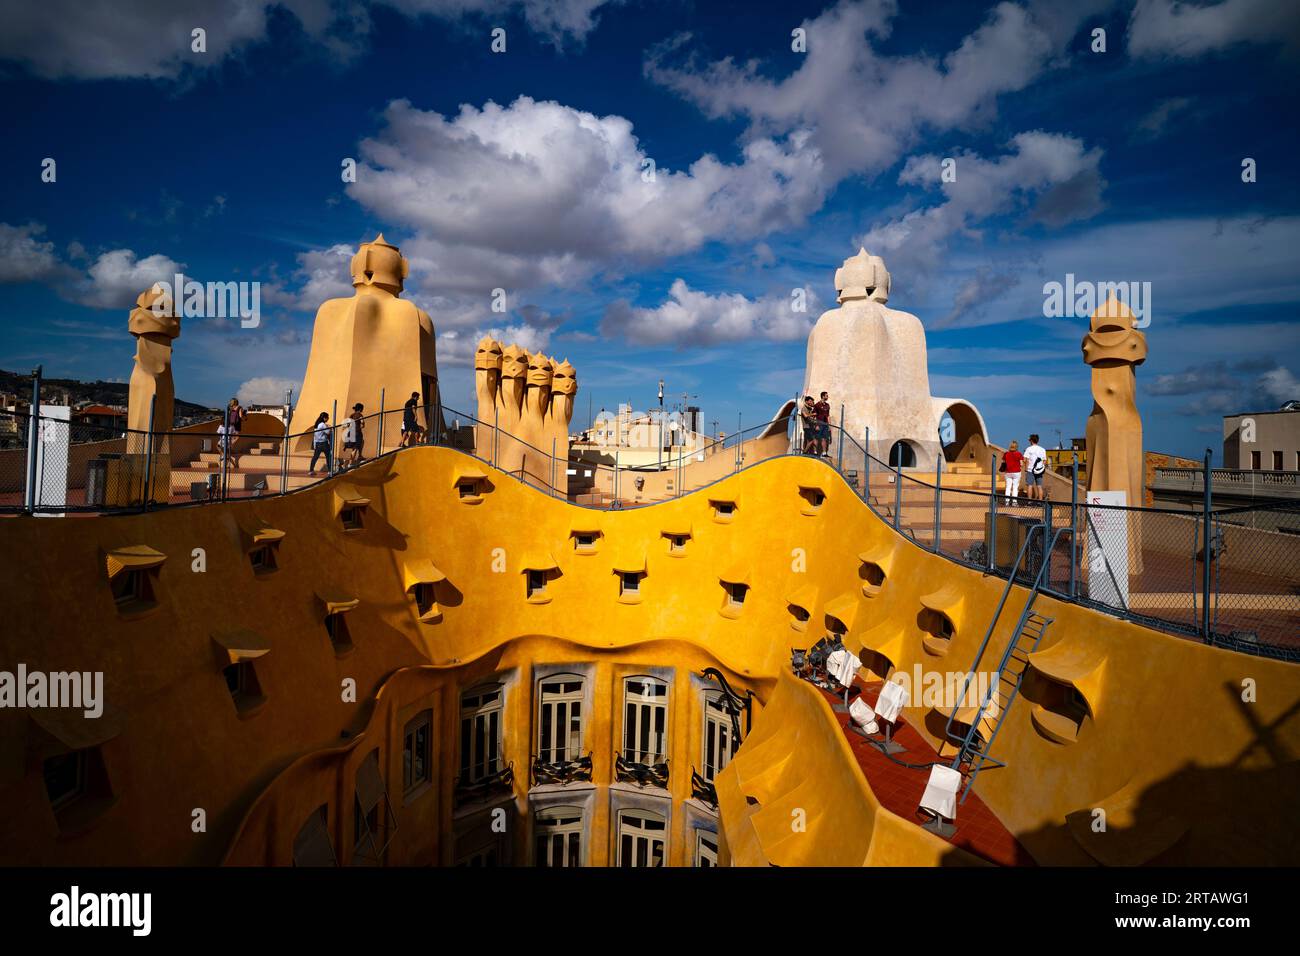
[2,445,1298,865]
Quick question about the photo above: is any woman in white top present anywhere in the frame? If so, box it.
[308,412,332,475]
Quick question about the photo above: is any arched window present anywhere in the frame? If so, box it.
[695,829,719,867]
[535,805,584,867]
[617,808,667,867]
[888,440,917,468]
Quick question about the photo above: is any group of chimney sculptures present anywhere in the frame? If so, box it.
[473,339,577,495]
[121,234,1146,512]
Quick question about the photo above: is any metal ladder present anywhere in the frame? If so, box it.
[943,524,1065,802]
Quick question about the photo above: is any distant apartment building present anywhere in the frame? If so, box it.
[1223,402,1300,472]
[1149,402,1300,531]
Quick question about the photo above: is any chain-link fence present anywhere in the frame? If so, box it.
[3,400,1296,657]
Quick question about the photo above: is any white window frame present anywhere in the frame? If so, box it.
[702,691,739,781]
[460,684,504,784]
[534,805,584,867]
[402,709,432,797]
[619,571,641,597]
[623,676,669,766]
[616,808,667,867]
[536,674,584,765]
[695,828,719,867]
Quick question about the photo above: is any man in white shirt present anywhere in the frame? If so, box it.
[1022,434,1048,501]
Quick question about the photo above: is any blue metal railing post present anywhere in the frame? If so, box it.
[894,456,902,531]
[331,399,338,476]
[1202,448,1213,639]
[1069,452,1078,597]
[280,411,290,496]
[836,404,845,472]
[220,406,230,502]
[989,455,998,574]
[24,366,41,514]
[863,427,870,501]
[932,454,942,553]
[141,395,156,513]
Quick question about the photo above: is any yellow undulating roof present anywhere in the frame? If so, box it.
[857,541,896,577]
[919,585,965,630]
[854,620,907,664]
[315,589,360,614]
[1027,641,1108,712]
[239,521,285,548]
[105,544,166,578]
[610,549,646,573]
[333,485,371,511]
[518,550,559,572]
[403,558,447,592]
[453,466,488,484]
[211,628,272,663]
[824,593,860,632]
[719,562,752,586]
[786,583,819,610]
[31,706,124,750]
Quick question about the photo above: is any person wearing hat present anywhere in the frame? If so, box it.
[344,402,366,468]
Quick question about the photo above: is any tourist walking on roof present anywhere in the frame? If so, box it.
[227,398,244,439]
[1023,434,1047,501]
[1001,440,1023,505]
[814,391,832,458]
[309,411,332,475]
[800,396,817,454]
[401,391,424,448]
[343,402,365,468]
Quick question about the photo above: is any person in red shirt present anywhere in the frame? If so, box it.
[1002,440,1023,505]
[813,391,832,457]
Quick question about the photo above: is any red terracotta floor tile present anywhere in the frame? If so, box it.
[816,678,1034,867]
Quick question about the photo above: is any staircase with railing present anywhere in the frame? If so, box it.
[943,524,1065,801]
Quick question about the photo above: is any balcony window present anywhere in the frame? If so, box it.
[617,809,667,867]
[402,710,432,798]
[535,805,584,868]
[623,676,668,767]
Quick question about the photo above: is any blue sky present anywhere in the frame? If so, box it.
[0,0,1297,460]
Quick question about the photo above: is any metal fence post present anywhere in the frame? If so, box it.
[837,404,845,472]
[493,406,500,468]
[614,450,620,505]
[142,395,156,513]
[933,454,942,553]
[894,457,902,531]
[280,411,290,496]
[378,388,386,456]
[1069,452,1079,597]
[331,399,338,476]
[1202,448,1213,639]
[551,438,557,498]
[863,427,870,501]
[24,366,41,514]
[988,452,997,573]
[220,406,230,502]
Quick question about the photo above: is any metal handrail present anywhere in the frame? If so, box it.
[943,522,1047,746]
